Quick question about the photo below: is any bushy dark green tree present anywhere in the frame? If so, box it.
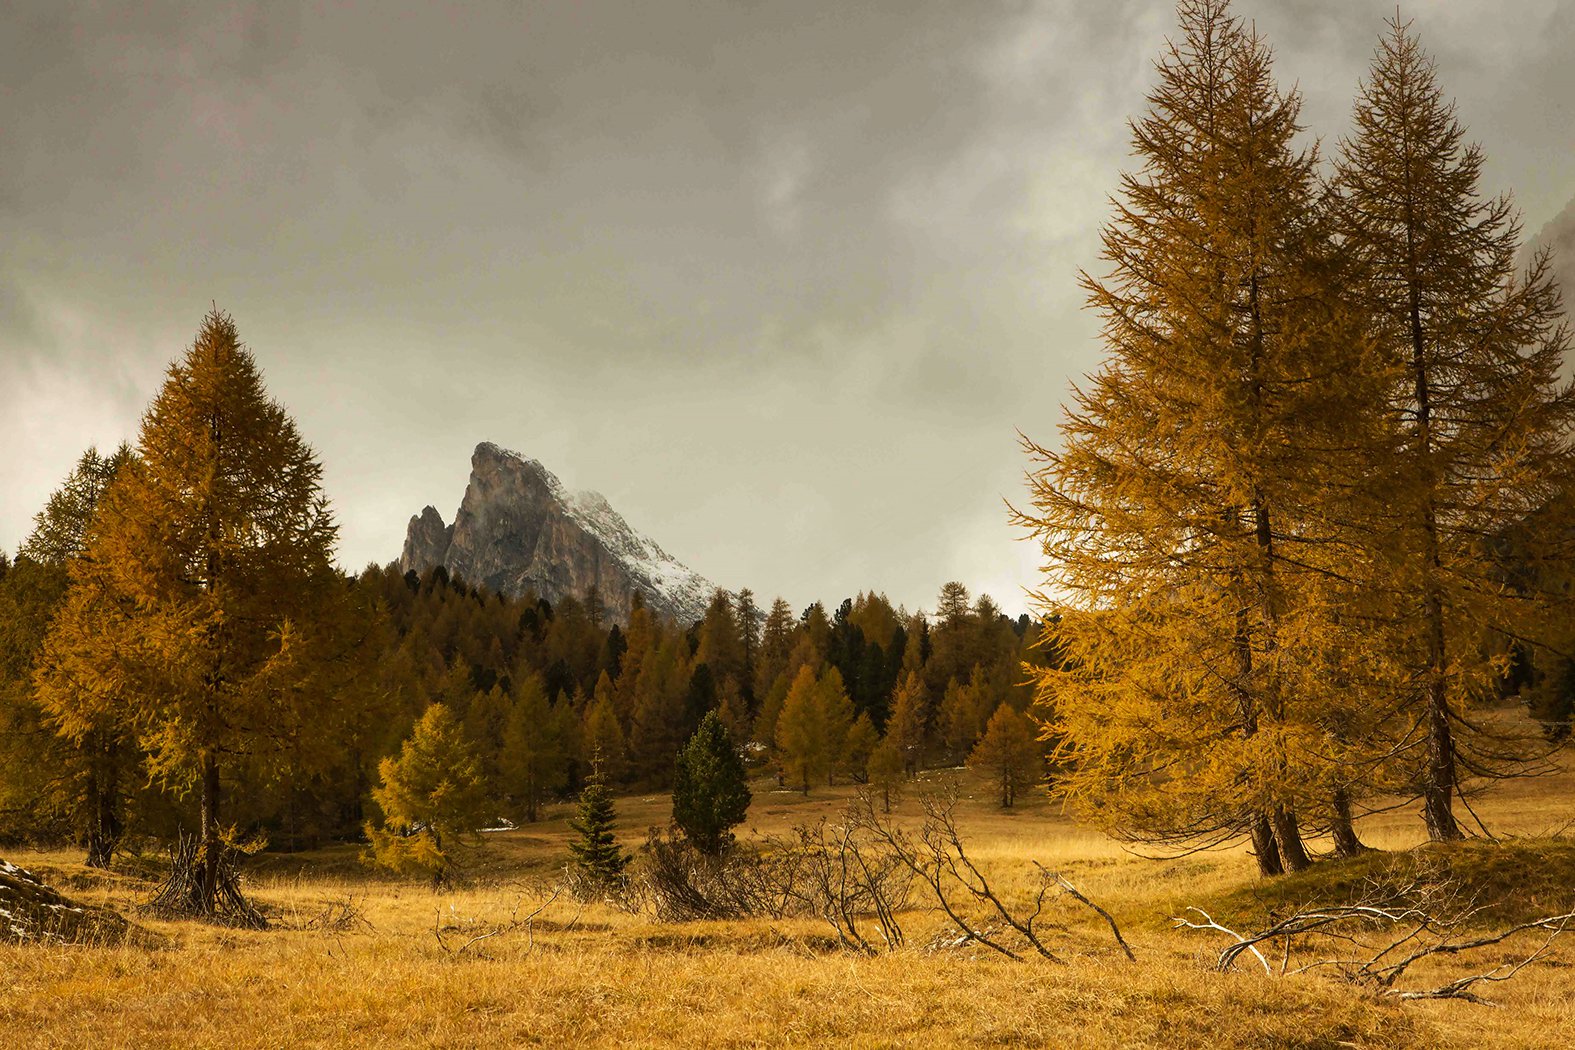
[671,711,751,854]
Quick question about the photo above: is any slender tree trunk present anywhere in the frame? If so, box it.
[1330,786,1366,858]
[199,750,221,912]
[1422,664,1463,840]
[1254,492,1310,873]
[85,734,123,869]
[1233,595,1281,877]
[1241,268,1308,877]
[83,746,110,870]
[1402,167,1463,843]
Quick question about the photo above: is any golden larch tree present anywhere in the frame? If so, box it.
[35,309,341,912]
[1015,0,1387,875]
[1332,16,1575,841]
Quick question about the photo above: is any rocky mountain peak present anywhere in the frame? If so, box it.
[398,442,715,624]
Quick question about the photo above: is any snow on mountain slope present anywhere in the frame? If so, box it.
[400,442,717,624]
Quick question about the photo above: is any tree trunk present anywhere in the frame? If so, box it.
[1422,674,1463,840]
[432,828,446,889]
[1404,185,1462,844]
[84,735,123,870]
[1250,814,1283,877]
[1330,786,1366,858]
[1271,806,1312,872]
[83,754,110,870]
[199,751,221,913]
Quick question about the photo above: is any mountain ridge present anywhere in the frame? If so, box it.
[399,442,715,624]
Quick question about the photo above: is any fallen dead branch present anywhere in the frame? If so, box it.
[305,894,373,934]
[630,791,1132,963]
[432,887,561,958]
[858,790,1135,963]
[1176,874,1575,1005]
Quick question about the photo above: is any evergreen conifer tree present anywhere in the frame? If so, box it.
[671,711,751,854]
[568,754,630,889]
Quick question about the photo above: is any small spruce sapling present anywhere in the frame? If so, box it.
[568,753,630,891]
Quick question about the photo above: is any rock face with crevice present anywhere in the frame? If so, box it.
[399,442,715,625]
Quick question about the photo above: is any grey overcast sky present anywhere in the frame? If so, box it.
[3,1,1573,614]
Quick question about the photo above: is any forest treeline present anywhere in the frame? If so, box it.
[1017,0,1575,877]
[0,385,1050,874]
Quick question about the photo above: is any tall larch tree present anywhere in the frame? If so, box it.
[968,704,1043,809]
[886,670,929,776]
[734,588,762,716]
[15,445,137,867]
[866,734,906,813]
[501,672,571,822]
[775,665,829,794]
[34,309,341,911]
[1333,16,1575,841]
[20,445,136,565]
[582,672,628,782]
[696,588,745,691]
[1015,0,1384,874]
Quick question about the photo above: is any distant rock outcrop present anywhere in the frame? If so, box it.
[399,442,715,625]
[401,505,454,574]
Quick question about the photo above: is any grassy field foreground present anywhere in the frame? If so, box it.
[4,762,1575,1049]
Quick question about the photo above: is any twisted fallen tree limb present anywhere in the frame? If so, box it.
[856,790,1135,963]
[1175,882,1575,1005]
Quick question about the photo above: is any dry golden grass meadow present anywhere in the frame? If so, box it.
[5,742,1575,1050]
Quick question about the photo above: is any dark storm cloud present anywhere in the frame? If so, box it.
[3,1,1572,612]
